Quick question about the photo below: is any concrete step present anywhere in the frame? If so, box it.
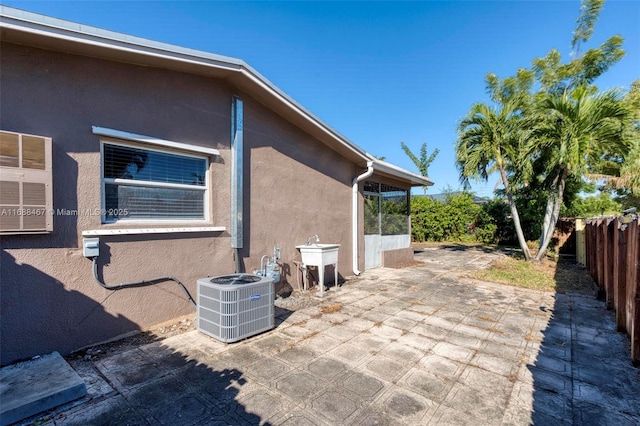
[1,352,87,426]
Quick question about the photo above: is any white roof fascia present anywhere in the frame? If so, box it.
[0,6,244,71]
[369,158,434,187]
[0,5,370,162]
[236,66,369,160]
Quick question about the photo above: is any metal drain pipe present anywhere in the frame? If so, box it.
[352,161,374,275]
[231,96,244,273]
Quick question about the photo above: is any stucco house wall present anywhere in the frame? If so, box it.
[240,92,356,276]
[0,41,355,365]
[0,6,432,366]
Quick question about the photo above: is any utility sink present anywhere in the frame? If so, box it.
[296,244,340,297]
[296,244,340,263]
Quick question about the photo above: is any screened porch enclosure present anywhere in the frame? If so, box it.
[363,181,410,270]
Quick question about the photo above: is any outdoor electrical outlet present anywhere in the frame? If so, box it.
[83,237,100,258]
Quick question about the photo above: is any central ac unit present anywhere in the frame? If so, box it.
[197,274,274,343]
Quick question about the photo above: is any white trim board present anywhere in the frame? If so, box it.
[82,226,225,236]
[92,126,220,157]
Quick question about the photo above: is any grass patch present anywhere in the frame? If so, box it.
[473,257,552,291]
[472,256,595,294]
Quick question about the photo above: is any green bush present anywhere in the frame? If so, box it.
[481,199,514,244]
[563,192,622,217]
[410,192,497,244]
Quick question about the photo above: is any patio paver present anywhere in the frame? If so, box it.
[14,246,640,425]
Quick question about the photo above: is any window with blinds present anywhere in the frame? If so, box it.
[102,142,208,222]
[0,130,53,234]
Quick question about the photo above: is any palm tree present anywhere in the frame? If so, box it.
[533,85,631,260]
[614,80,640,196]
[456,99,533,260]
[400,142,439,195]
[588,80,640,198]
[619,141,640,196]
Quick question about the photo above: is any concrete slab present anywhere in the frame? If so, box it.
[340,370,385,400]
[7,246,640,425]
[0,352,86,426]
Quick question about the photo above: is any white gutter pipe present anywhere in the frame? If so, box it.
[352,161,374,275]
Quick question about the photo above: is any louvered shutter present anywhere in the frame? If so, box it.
[0,130,53,234]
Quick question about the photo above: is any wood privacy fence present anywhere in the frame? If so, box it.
[582,215,639,364]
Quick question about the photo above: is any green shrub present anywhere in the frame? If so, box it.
[563,192,622,217]
[410,192,498,243]
[481,199,514,244]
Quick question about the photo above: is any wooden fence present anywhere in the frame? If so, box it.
[582,215,639,364]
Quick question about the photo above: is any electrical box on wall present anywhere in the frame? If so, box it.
[83,237,100,258]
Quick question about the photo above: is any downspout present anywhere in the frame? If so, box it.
[352,161,374,275]
[231,96,244,273]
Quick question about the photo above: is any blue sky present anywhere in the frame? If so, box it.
[4,1,639,196]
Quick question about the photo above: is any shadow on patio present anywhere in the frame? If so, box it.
[53,342,269,425]
[527,262,640,424]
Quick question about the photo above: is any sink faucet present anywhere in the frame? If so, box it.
[306,235,320,246]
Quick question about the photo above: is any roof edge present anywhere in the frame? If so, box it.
[0,5,370,162]
[370,158,434,187]
[0,6,434,187]
[0,5,245,69]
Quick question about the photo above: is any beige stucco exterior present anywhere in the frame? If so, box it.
[0,42,353,364]
[0,7,431,365]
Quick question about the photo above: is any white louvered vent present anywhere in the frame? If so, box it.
[0,130,53,234]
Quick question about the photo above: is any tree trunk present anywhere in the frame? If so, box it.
[536,168,568,261]
[539,171,561,247]
[538,189,556,248]
[500,166,532,260]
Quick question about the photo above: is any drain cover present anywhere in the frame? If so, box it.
[209,274,262,285]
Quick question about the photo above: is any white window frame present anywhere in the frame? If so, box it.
[97,129,215,225]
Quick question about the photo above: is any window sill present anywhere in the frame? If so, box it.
[81,226,226,236]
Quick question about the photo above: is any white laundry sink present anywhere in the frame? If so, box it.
[295,244,340,296]
[296,244,340,265]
